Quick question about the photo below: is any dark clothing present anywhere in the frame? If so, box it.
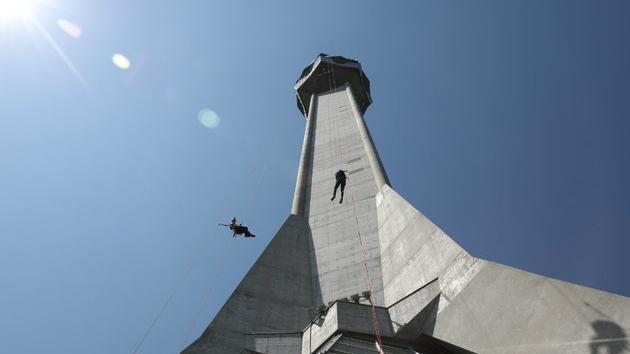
[230,224,255,237]
[331,170,347,203]
[333,179,346,196]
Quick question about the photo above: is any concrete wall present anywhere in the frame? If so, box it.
[433,262,630,354]
[301,301,394,353]
[320,335,414,354]
[306,86,384,306]
[376,185,476,307]
[375,184,630,354]
[182,215,314,354]
[249,333,302,354]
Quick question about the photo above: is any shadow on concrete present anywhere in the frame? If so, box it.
[589,320,629,354]
[420,295,439,336]
[408,334,476,354]
[306,221,324,307]
[302,99,324,307]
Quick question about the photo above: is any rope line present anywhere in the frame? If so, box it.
[179,139,273,349]
[180,239,235,348]
[133,135,272,353]
[131,235,213,354]
[324,58,384,351]
[349,187,384,352]
[137,58,380,354]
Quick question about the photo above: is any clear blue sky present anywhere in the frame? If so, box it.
[1,1,628,353]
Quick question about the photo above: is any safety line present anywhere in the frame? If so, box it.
[348,186,384,352]
[132,139,268,353]
[180,238,235,348]
[132,235,214,354]
[179,138,273,349]
[323,58,383,350]
[132,95,275,353]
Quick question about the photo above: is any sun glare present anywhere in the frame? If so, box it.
[0,0,32,20]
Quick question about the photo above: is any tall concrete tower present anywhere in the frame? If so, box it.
[183,54,630,354]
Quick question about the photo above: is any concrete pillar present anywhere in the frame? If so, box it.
[346,85,390,190]
[292,94,318,216]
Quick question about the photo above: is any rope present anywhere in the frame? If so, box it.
[133,136,271,353]
[348,186,384,352]
[328,61,383,350]
[131,235,213,354]
[143,59,379,353]
[180,239,235,348]
[322,57,384,350]
[179,139,273,349]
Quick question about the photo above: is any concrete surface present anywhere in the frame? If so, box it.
[182,55,630,354]
[301,301,393,353]
[183,215,313,353]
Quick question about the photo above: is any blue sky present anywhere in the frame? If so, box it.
[1,1,628,353]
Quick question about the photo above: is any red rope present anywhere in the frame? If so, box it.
[349,188,384,351]
[326,59,383,350]
[132,235,213,354]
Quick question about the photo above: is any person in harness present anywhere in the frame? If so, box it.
[221,217,256,238]
[331,169,348,204]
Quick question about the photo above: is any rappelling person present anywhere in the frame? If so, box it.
[225,217,256,238]
[330,169,348,204]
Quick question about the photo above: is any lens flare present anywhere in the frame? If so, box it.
[31,17,89,88]
[198,109,220,129]
[56,19,82,38]
[112,54,131,69]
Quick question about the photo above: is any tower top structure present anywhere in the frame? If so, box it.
[295,53,372,117]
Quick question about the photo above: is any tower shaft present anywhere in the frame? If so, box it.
[299,85,385,306]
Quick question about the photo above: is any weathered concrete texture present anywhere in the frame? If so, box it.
[182,215,314,354]
[249,333,302,354]
[388,278,441,339]
[376,185,477,307]
[301,302,393,353]
[375,183,630,353]
[305,86,384,306]
[432,262,630,354]
[292,94,317,216]
[318,335,414,354]
[183,54,630,354]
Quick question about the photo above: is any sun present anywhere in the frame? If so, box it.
[0,0,33,20]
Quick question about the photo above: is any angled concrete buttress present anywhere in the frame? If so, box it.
[182,54,630,354]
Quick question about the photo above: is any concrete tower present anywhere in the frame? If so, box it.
[183,54,630,354]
